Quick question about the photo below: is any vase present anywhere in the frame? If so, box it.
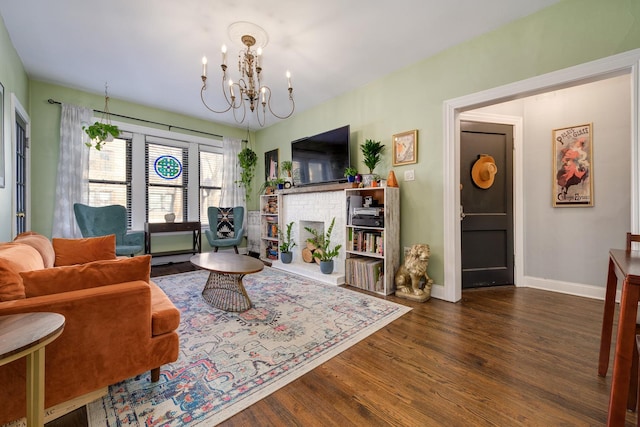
[320,260,334,274]
[164,213,175,223]
[280,251,293,264]
[347,175,355,183]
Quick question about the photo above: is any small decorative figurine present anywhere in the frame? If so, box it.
[394,244,433,302]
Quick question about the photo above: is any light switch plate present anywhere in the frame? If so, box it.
[404,169,415,181]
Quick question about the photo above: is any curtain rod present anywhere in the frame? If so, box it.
[47,98,248,142]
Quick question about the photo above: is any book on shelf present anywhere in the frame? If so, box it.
[345,257,384,292]
[348,229,384,255]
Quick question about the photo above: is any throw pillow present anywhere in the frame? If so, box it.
[14,232,55,268]
[52,235,117,266]
[22,255,151,298]
[217,208,235,238]
[0,258,26,301]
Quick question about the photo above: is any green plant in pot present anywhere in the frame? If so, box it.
[361,139,385,174]
[83,122,120,151]
[344,166,358,183]
[281,160,293,178]
[83,85,120,151]
[237,147,258,201]
[278,221,296,264]
[304,217,341,274]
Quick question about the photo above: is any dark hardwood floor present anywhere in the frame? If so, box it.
[47,262,635,426]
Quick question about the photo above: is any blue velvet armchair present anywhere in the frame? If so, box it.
[205,206,245,253]
[73,203,145,256]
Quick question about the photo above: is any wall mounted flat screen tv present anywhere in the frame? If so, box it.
[291,125,350,186]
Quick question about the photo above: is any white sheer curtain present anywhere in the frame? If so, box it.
[51,103,92,238]
[220,137,246,223]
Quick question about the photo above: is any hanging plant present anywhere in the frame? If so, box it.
[237,146,258,201]
[83,83,120,151]
[82,122,120,151]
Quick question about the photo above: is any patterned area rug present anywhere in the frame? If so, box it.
[87,267,410,426]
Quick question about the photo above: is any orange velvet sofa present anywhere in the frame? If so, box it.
[0,232,180,425]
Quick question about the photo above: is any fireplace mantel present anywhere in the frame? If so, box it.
[278,182,358,195]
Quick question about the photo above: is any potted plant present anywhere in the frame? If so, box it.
[344,166,358,183]
[360,139,385,186]
[304,217,341,274]
[237,147,258,201]
[83,122,120,151]
[278,221,296,264]
[281,160,293,178]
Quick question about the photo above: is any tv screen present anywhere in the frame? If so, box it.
[291,125,350,186]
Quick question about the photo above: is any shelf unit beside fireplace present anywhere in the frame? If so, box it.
[260,194,280,262]
[344,187,400,295]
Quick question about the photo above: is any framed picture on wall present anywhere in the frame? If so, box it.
[392,129,418,166]
[265,149,279,181]
[552,123,593,207]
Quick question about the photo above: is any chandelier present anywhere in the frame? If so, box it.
[200,22,295,127]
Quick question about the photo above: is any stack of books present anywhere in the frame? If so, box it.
[345,257,384,292]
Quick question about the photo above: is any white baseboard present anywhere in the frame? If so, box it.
[429,276,617,302]
[522,276,615,301]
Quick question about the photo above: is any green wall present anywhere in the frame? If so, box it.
[254,0,640,286]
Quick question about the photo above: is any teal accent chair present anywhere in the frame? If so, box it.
[73,203,145,256]
[205,206,245,253]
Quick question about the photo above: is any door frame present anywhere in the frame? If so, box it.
[460,114,521,289]
[10,93,30,238]
[440,48,640,303]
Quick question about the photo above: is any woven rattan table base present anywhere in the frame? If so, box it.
[201,271,252,312]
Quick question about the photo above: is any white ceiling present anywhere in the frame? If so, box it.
[0,0,560,130]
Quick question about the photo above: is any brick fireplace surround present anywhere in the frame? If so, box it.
[270,184,351,285]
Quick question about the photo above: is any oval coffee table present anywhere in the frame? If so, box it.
[190,253,264,312]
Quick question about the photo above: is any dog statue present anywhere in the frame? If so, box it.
[394,244,433,302]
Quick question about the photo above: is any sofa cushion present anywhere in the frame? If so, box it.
[0,242,46,271]
[14,232,56,268]
[0,258,26,301]
[149,281,181,336]
[21,255,151,298]
[52,235,117,266]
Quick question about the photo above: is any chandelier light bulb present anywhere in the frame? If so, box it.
[201,56,207,77]
[221,45,227,65]
[286,71,291,88]
[228,79,235,97]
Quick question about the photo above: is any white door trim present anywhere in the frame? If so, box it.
[10,93,30,238]
[440,48,640,303]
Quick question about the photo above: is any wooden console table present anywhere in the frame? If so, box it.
[0,312,65,427]
[145,221,201,257]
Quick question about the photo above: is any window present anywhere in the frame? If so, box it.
[146,139,189,223]
[88,137,132,225]
[199,149,223,224]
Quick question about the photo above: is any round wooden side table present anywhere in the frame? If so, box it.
[0,312,66,427]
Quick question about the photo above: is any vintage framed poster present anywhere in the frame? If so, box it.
[265,149,279,181]
[552,123,593,207]
[392,129,418,166]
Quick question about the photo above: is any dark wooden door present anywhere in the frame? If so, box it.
[460,121,514,288]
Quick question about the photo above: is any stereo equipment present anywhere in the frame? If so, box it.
[352,215,384,227]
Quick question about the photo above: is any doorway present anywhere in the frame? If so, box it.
[442,50,640,303]
[460,121,514,288]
